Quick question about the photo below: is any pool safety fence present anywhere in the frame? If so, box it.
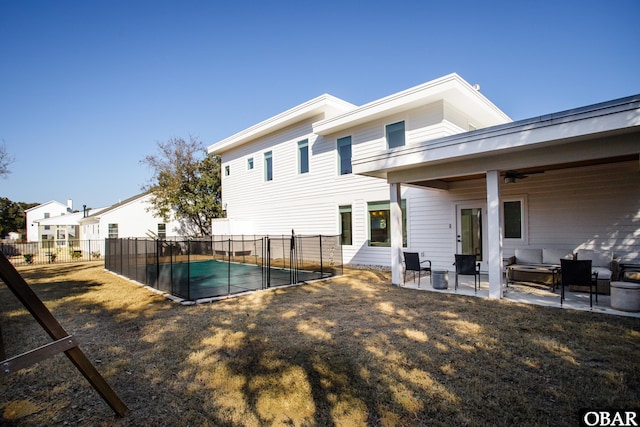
[104,235,343,301]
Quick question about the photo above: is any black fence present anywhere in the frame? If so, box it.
[0,240,104,266]
[105,235,343,301]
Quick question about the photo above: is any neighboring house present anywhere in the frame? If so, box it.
[78,192,185,242]
[25,199,73,242]
[35,207,106,247]
[208,73,640,300]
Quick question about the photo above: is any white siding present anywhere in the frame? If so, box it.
[218,101,467,266]
[95,195,183,240]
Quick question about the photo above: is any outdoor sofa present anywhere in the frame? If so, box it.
[506,248,616,294]
[506,248,574,290]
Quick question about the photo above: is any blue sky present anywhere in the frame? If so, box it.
[1,0,639,209]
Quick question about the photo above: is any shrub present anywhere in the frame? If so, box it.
[23,253,34,264]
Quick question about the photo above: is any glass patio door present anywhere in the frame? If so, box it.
[456,202,488,271]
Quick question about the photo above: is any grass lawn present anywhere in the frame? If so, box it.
[1,262,639,426]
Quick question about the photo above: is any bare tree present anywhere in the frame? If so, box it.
[0,142,14,178]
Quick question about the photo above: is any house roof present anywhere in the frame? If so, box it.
[353,94,640,184]
[78,192,150,223]
[24,200,68,213]
[207,94,357,155]
[313,73,512,136]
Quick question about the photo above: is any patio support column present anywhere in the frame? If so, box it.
[390,183,403,286]
[486,170,504,299]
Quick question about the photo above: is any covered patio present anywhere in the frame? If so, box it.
[353,95,640,300]
[400,272,640,318]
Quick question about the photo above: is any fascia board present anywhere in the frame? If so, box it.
[207,94,356,155]
[313,73,511,136]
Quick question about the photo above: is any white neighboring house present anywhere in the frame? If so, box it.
[35,207,107,247]
[25,199,73,242]
[208,73,640,299]
[78,192,185,242]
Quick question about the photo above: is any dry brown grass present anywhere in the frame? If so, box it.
[1,262,639,426]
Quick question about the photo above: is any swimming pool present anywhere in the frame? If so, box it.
[105,236,343,301]
[147,259,321,300]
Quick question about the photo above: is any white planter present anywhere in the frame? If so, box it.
[610,281,640,312]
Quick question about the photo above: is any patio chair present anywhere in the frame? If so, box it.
[403,252,432,287]
[560,259,598,308]
[454,254,480,293]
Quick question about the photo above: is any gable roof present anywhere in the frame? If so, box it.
[24,200,68,213]
[207,94,357,155]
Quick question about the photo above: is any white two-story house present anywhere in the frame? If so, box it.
[208,73,640,299]
[208,74,511,265]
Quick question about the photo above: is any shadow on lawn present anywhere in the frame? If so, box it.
[1,266,639,426]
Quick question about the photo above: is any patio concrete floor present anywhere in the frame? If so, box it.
[401,272,640,319]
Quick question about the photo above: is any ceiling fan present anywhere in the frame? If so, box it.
[503,170,544,184]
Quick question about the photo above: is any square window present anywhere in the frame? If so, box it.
[386,121,405,149]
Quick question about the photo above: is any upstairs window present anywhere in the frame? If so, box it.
[337,136,352,175]
[386,121,405,149]
[298,139,309,174]
[224,165,230,176]
[247,157,254,170]
[264,151,273,181]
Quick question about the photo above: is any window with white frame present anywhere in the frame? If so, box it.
[158,223,166,239]
[298,139,309,174]
[503,197,527,242]
[108,224,118,239]
[247,157,254,170]
[386,121,405,149]
[224,165,230,176]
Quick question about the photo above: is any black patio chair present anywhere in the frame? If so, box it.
[560,259,598,307]
[403,252,432,287]
[454,254,481,293]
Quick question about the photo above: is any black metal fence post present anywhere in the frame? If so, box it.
[227,238,231,296]
[187,239,191,301]
[319,235,323,277]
